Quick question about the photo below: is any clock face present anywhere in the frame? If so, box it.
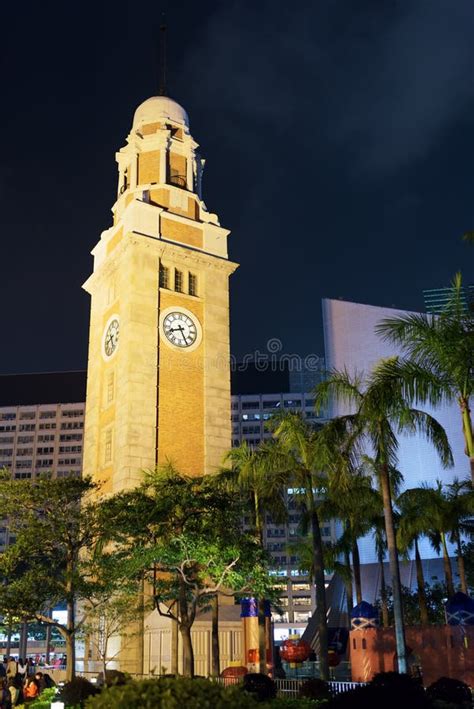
[162,311,198,348]
[104,318,120,357]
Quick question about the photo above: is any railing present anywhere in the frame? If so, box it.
[214,676,366,697]
[77,671,367,698]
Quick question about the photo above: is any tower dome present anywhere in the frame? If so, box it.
[133,96,189,129]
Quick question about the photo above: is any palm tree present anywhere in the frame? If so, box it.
[320,471,381,605]
[374,523,390,627]
[375,273,474,483]
[268,411,332,680]
[220,441,287,675]
[315,363,453,673]
[445,478,474,593]
[414,480,474,597]
[396,488,433,624]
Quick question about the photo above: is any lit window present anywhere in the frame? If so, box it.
[175,270,183,292]
[107,372,115,404]
[189,273,198,296]
[159,264,169,289]
[104,430,112,464]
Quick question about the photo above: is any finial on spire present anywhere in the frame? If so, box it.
[159,15,167,96]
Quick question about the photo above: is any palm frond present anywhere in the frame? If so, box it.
[399,409,453,469]
[314,369,363,415]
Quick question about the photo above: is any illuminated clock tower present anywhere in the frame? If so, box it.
[82,95,237,494]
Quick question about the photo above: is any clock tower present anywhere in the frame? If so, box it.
[82,95,237,497]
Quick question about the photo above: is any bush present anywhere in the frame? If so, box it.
[242,673,277,702]
[328,684,401,708]
[263,698,325,708]
[328,672,431,709]
[30,687,58,709]
[299,678,331,701]
[104,669,129,687]
[426,677,472,706]
[58,676,100,707]
[85,677,259,708]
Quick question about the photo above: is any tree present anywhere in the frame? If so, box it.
[375,273,474,483]
[81,593,142,678]
[315,363,453,673]
[101,467,276,678]
[445,478,474,594]
[396,488,433,624]
[377,583,447,626]
[0,474,124,681]
[267,412,331,680]
[221,441,287,674]
[320,471,381,605]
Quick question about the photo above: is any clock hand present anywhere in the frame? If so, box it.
[176,325,189,343]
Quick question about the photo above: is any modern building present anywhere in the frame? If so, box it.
[0,371,87,550]
[423,284,474,314]
[322,297,468,564]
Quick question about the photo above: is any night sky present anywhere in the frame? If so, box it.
[2,0,474,374]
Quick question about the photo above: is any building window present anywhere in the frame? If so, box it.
[159,264,169,289]
[104,430,112,464]
[189,273,198,296]
[107,372,115,404]
[40,411,56,419]
[175,269,183,293]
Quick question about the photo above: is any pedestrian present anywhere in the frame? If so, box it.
[5,660,16,682]
[0,680,11,709]
[7,678,19,707]
[23,677,39,701]
[16,660,26,683]
[33,672,45,693]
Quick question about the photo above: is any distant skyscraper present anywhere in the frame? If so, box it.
[423,284,474,314]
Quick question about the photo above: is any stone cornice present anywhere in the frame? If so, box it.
[83,230,238,293]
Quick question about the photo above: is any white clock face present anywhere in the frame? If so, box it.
[104,318,120,357]
[162,311,198,348]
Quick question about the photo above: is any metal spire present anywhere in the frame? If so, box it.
[159,16,167,96]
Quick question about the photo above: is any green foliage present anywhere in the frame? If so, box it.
[299,678,331,701]
[242,673,277,701]
[263,699,327,708]
[29,687,58,708]
[328,672,430,708]
[85,677,259,708]
[426,677,472,706]
[58,677,100,707]
[99,466,276,676]
[462,540,474,591]
[375,583,447,625]
[0,474,140,679]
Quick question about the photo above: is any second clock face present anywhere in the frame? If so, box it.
[162,311,198,348]
[104,318,120,357]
